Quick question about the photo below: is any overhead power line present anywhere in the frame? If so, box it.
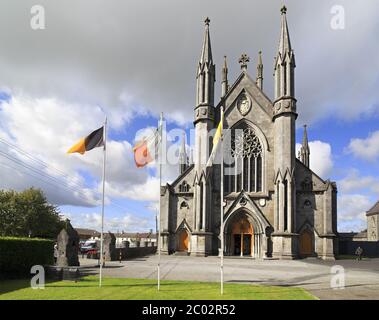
[0,137,135,213]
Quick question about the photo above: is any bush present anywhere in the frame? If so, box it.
[0,237,54,278]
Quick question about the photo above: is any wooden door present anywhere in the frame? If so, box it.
[299,230,312,257]
[179,230,189,251]
[234,234,241,255]
[243,235,251,256]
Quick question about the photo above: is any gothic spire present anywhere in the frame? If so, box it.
[199,17,213,67]
[179,132,188,174]
[256,51,263,90]
[195,17,215,108]
[278,6,292,57]
[302,125,309,148]
[221,55,228,98]
[274,6,296,100]
[300,125,310,167]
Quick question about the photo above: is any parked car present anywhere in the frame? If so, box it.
[80,240,98,254]
[86,248,99,259]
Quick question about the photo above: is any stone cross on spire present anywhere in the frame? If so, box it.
[239,53,250,71]
[204,17,210,26]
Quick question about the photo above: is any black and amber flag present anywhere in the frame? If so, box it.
[67,126,104,155]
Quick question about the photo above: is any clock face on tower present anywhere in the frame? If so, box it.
[237,92,251,116]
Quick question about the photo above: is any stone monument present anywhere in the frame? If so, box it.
[56,219,80,267]
[103,232,116,261]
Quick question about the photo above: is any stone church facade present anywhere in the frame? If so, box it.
[160,7,338,260]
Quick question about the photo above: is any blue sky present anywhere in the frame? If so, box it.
[0,0,378,233]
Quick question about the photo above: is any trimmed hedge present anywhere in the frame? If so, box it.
[0,237,54,278]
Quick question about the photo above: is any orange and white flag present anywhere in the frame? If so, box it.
[133,118,163,168]
[133,134,157,168]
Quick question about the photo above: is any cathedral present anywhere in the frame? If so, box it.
[160,7,338,260]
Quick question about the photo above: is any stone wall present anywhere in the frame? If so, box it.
[115,242,157,261]
[338,239,379,257]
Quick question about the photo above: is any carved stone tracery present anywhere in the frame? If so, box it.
[231,128,262,158]
[226,126,263,193]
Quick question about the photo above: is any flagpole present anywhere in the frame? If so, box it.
[99,117,107,287]
[220,106,224,295]
[158,112,163,291]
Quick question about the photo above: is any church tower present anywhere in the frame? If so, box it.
[192,17,215,255]
[272,6,298,258]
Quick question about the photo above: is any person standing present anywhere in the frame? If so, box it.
[355,246,363,261]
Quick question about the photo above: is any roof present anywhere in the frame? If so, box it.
[295,159,326,185]
[215,71,274,121]
[171,163,195,188]
[75,228,100,236]
[339,231,367,239]
[367,201,379,216]
[114,232,157,239]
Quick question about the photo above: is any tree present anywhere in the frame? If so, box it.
[0,188,64,239]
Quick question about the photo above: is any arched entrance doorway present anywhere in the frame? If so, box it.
[224,207,270,258]
[299,229,313,257]
[224,209,264,257]
[231,216,253,256]
[177,229,189,252]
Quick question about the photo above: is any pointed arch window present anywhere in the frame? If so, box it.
[225,125,263,193]
[179,180,190,193]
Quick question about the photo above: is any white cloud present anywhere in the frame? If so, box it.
[63,212,152,233]
[347,130,379,161]
[0,95,103,206]
[339,169,379,194]
[105,177,160,202]
[0,94,155,205]
[296,140,333,178]
[0,93,186,208]
[338,194,371,232]
[0,1,379,126]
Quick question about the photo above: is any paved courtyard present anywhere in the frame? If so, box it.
[79,255,379,300]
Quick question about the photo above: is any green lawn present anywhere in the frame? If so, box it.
[0,276,316,300]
